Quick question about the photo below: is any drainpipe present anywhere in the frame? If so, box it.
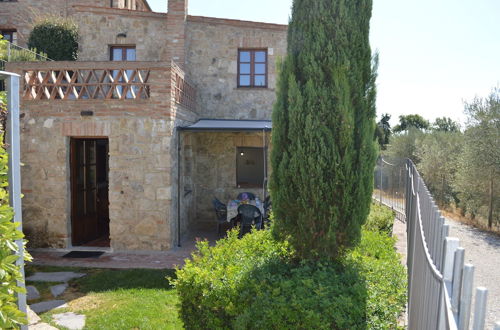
[177,128,182,247]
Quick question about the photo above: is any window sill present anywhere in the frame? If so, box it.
[234,87,274,91]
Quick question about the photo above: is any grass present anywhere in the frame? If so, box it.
[26,265,183,329]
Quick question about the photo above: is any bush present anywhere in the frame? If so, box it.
[363,203,395,235]
[174,223,406,328]
[0,93,32,328]
[28,16,78,61]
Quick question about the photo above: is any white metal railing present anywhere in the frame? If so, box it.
[2,41,52,62]
[374,158,499,330]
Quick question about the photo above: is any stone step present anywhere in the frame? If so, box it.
[53,312,86,330]
[30,300,68,314]
[26,272,86,283]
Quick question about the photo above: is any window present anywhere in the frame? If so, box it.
[0,30,16,43]
[238,49,267,88]
[236,147,266,188]
[110,45,136,61]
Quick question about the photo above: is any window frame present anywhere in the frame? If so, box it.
[237,49,268,89]
[236,146,267,188]
[109,45,136,61]
[0,29,16,43]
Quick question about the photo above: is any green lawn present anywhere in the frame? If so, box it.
[26,265,183,329]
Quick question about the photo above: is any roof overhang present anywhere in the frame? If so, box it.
[179,119,272,132]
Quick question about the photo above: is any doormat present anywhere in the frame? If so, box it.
[62,251,104,259]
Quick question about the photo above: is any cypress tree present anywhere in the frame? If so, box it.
[270,0,377,259]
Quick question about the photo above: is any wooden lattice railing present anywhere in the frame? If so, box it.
[22,67,151,100]
[171,62,197,112]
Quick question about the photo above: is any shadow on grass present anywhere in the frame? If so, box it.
[73,268,177,293]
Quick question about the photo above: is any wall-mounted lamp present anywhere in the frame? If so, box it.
[117,32,127,38]
[240,152,245,156]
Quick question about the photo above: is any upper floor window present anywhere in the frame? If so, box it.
[110,45,136,61]
[0,30,16,43]
[238,49,267,88]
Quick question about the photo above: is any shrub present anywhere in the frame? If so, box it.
[0,93,32,328]
[174,224,406,328]
[270,0,378,260]
[28,16,78,61]
[363,203,395,235]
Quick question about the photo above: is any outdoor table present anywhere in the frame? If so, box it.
[226,199,264,223]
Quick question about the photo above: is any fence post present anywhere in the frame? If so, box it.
[458,264,474,330]
[451,247,465,320]
[472,287,488,330]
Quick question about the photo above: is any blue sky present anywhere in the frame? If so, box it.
[148,0,500,126]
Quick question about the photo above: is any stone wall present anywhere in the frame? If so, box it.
[182,132,271,229]
[72,6,169,61]
[7,61,197,251]
[0,0,158,54]
[0,0,68,47]
[185,16,287,120]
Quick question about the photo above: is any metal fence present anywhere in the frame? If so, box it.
[374,157,499,330]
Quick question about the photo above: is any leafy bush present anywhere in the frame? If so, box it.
[174,222,406,328]
[28,16,78,61]
[363,203,395,235]
[0,34,48,67]
[0,93,32,328]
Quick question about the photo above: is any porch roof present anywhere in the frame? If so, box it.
[179,119,272,132]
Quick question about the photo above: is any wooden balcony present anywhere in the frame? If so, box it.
[5,61,197,113]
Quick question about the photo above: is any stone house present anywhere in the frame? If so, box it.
[1,0,287,251]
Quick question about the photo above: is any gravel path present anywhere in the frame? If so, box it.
[446,217,500,329]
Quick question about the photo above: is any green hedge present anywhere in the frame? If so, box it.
[28,17,78,61]
[0,93,31,328]
[174,206,406,329]
[363,203,396,235]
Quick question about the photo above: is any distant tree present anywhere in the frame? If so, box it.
[454,87,500,228]
[270,0,377,259]
[416,131,463,206]
[28,16,78,61]
[385,127,423,162]
[393,114,430,133]
[432,117,460,132]
[375,113,391,150]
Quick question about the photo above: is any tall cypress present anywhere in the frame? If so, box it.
[270,0,377,259]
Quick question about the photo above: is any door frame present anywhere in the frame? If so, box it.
[69,136,110,247]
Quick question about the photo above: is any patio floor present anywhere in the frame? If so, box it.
[28,230,220,270]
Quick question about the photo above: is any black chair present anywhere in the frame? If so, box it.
[237,204,262,238]
[212,197,227,236]
[237,192,256,201]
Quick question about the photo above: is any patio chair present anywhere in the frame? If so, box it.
[212,197,228,236]
[237,204,262,238]
[237,192,256,201]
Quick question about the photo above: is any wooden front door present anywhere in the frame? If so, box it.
[70,138,109,246]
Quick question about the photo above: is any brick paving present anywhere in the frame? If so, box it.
[29,230,218,270]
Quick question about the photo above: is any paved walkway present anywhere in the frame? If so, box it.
[29,230,218,269]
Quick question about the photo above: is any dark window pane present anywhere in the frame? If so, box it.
[255,63,266,74]
[255,51,266,62]
[240,63,251,74]
[112,48,122,61]
[237,147,265,187]
[126,48,136,61]
[254,75,266,87]
[239,75,251,86]
[239,51,250,62]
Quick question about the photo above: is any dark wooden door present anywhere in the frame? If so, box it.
[71,138,109,246]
